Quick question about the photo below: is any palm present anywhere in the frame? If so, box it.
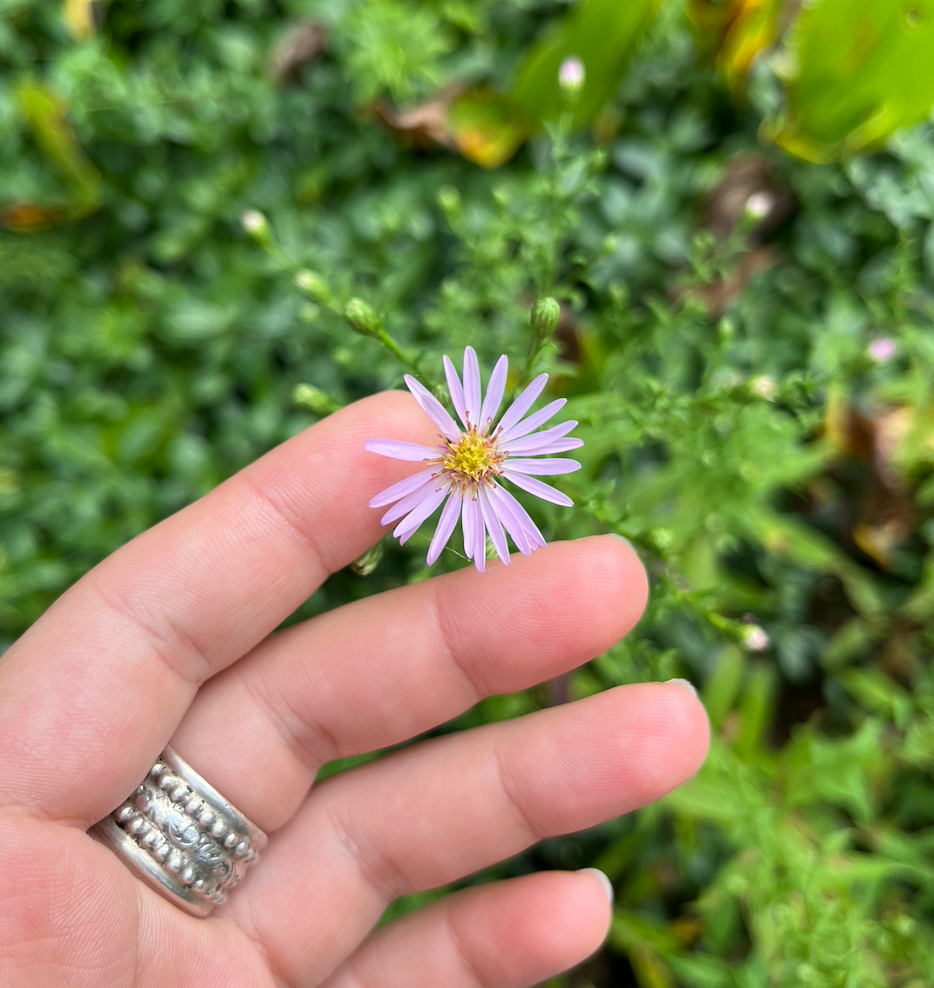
[0,393,707,988]
[0,824,272,986]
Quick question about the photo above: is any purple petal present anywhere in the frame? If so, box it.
[365,439,438,462]
[500,398,566,442]
[489,484,546,553]
[494,374,548,435]
[369,467,440,508]
[380,479,443,526]
[473,494,487,573]
[462,491,478,560]
[513,437,584,456]
[427,491,462,565]
[404,376,459,439]
[478,487,510,564]
[502,469,573,507]
[394,486,449,544]
[443,355,469,429]
[461,494,476,559]
[480,355,508,432]
[505,458,581,476]
[487,484,530,555]
[500,420,577,455]
[463,347,482,428]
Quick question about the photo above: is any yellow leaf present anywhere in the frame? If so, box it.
[630,945,675,988]
[63,0,98,40]
[717,0,783,89]
[689,0,783,88]
[448,90,528,169]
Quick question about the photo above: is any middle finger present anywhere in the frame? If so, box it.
[170,534,647,832]
[232,681,708,987]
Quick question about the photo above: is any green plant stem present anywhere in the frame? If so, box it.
[374,328,421,377]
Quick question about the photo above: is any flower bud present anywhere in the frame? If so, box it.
[295,269,333,306]
[531,296,561,338]
[749,375,776,400]
[345,298,382,337]
[742,625,770,652]
[293,384,339,415]
[558,56,585,94]
[744,191,774,220]
[240,209,270,244]
[350,542,384,576]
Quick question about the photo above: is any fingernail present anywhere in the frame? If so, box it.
[665,677,698,699]
[578,867,614,905]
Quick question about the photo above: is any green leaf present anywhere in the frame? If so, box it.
[767,0,934,162]
[511,0,661,128]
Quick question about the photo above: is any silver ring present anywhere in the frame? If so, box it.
[90,746,268,917]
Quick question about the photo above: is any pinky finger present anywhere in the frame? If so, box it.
[322,870,613,988]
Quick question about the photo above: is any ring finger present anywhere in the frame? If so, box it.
[169,533,648,833]
[229,682,708,986]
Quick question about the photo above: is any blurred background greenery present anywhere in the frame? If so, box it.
[4,0,934,984]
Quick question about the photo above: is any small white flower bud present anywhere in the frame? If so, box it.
[743,625,770,652]
[744,191,774,220]
[558,56,585,93]
[749,375,776,400]
[240,209,269,241]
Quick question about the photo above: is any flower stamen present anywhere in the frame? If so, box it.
[440,430,502,485]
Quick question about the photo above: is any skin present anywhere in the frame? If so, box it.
[0,391,709,988]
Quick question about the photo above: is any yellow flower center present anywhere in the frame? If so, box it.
[442,431,499,483]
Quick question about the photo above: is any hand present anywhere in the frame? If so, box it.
[0,392,708,988]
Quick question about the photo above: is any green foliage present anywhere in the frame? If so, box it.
[691,0,934,165]
[3,0,934,985]
[512,0,661,127]
[768,0,934,162]
[339,0,454,104]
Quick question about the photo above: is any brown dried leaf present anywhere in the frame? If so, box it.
[824,394,877,462]
[555,303,581,364]
[269,22,328,84]
[372,89,462,150]
[822,400,917,568]
[374,86,528,169]
[872,406,915,476]
[853,467,914,568]
[853,517,910,568]
[0,203,72,232]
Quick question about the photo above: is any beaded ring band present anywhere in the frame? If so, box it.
[90,746,268,917]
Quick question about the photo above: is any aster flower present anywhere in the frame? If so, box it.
[365,347,582,572]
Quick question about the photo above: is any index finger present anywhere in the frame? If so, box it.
[0,391,434,826]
